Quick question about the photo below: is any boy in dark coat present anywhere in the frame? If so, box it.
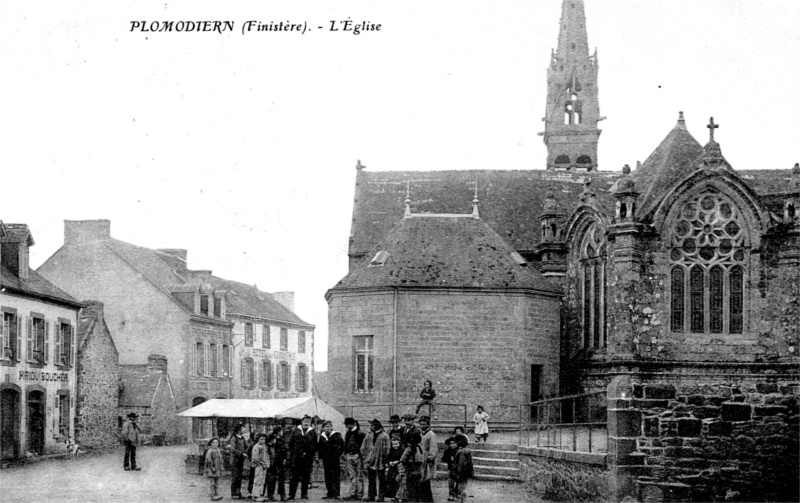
[318,420,344,500]
[453,436,474,503]
[267,426,288,502]
[343,417,366,501]
[228,423,248,499]
[288,415,318,500]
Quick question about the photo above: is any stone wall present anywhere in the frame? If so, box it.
[608,374,800,503]
[75,301,120,449]
[149,373,183,444]
[519,447,608,502]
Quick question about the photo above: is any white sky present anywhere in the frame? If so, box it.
[2,1,799,371]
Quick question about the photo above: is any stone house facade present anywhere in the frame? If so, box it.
[0,222,82,460]
[37,220,234,441]
[75,300,120,449]
[118,354,181,444]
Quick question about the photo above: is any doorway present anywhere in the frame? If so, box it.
[191,396,207,440]
[26,390,45,455]
[530,365,542,421]
[1,388,21,459]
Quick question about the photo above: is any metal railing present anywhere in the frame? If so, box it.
[526,391,607,453]
[332,402,468,428]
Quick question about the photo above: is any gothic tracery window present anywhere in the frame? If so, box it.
[669,192,746,334]
[580,225,606,348]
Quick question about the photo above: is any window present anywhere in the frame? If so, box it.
[222,345,231,377]
[298,331,306,353]
[27,315,47,364]
[579,226,606,348]
[354,336,374,393]
[262,325,271,349]
[213,298,222,317]
[242,357,255,388]
[57,393,70,436]
[245,323,254,347]
[280,328,288,351]
[200,295,209,315]
[555,155,570,165]
[1,310,19,362]
[195,342,204,376]
[277,361,290,391]
[209,344,218,377]
[260,360,272,389]
[297,363,308,392]
[56,321,73,367]
[669,192,747,334]
[369,251,389,267]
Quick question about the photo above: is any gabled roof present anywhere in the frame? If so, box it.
[119,364,162,408]
[334,214,560,294]
[204,276,314,329]
[632,115,705,218]
[350,169,620,257]
[0,264,82,308]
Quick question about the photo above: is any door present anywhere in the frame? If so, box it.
[1,389,20,459]
[530,365,542,422]
[191,397,206,440]
[26,390,45,455]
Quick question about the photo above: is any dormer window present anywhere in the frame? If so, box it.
[369,250,389,267]
[510,252,527,266]
[213,297,222,317]
[200,295,209,315]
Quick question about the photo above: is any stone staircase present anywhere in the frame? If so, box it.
[436,442,519,481]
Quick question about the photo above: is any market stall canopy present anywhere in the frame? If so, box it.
[178,396,345,433]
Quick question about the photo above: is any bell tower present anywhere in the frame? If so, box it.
[541,0,602,171]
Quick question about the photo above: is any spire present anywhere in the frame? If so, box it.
[556,0,591,65]
[472,181,480,219]
[404,180,412,218]
[356,159,366,170]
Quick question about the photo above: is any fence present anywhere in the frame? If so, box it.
[332,402,468,427]
[525,391,607,453]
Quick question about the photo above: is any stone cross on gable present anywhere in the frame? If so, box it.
[707,117,719,142]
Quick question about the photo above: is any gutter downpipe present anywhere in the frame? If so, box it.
[393,288,398,415]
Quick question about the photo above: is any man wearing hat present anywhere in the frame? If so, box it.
[387,415,404,443]
[361,419,390,502]
[400,413,421,450]
[122,412,141,471]
[343,417,365,501]
[288,415,317,500]
[318,420,344,500]
[418,415,438,502]
[228,423,248,499]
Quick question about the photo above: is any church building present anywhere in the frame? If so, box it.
[321,1,799,501]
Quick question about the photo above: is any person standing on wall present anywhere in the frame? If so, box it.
[318,420,345,500]
[228,423,248,500]
[122,412,141,471]
[288,415,318,500]
[343,417,366,501]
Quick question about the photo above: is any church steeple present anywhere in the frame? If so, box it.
[541,0,602,171]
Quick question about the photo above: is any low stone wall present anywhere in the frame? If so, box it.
[519,446,608,502]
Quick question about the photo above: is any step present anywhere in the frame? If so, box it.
[469,443,519,452]
[475,465,520,478]
[474,473,521,482]
[472,456,519,468]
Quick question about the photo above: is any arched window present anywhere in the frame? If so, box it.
[555,155,570,165]
[576,155,592,165]
[580,224,607,348]
[669,192,747,334]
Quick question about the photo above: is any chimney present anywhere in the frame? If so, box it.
[147,354,168,373]
[80,300,105,321]
[270,291,295,312]
[157,249,188,273]
[65,220,111,245]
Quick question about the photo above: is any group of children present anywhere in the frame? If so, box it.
[441,428,474,503]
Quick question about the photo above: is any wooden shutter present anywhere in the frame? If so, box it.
[204,343,210,377]
[240,359,244,385]
[44,320,50,364]
[55,323,62,366]
[53,396,59,435]
[69,325,74,367]
[26,318,33,362]
[15,316,22,362]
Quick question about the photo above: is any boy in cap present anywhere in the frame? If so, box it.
[318,419,344,500]
[343,417,365,500]
[122,412,141,471]
[453,436,474,503]
[288,415,317,500]
[228,423,248,499]
[361,419,390,502]
[387,415,404,444]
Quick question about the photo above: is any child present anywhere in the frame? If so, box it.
[441,436,459,501]
[66,436,80,460]
[453,436,474,503]
[251,433,270,502]
[473,405,490,443]
[385,436,404,501]
[204,438,224,501]
[415,380,436,416]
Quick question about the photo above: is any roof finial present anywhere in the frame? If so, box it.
[676,111,686,129]
[792,163,800,175]
[404,180,412,218]
[622,163,631,175]
[356,159,366,170]
[472,180,480,219]
[707,117,719,143]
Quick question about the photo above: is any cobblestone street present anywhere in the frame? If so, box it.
[0,446,541,503]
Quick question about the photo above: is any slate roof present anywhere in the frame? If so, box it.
[204,276,314,329]
[631,116,705,218]
[334,214,560,293]
[0,264,82,308]
[118,364,162,408]
[350,169,621,257]
[105,239,188,296]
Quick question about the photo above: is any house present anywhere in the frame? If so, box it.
[0,222,82,460]
[118,354,181,444]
